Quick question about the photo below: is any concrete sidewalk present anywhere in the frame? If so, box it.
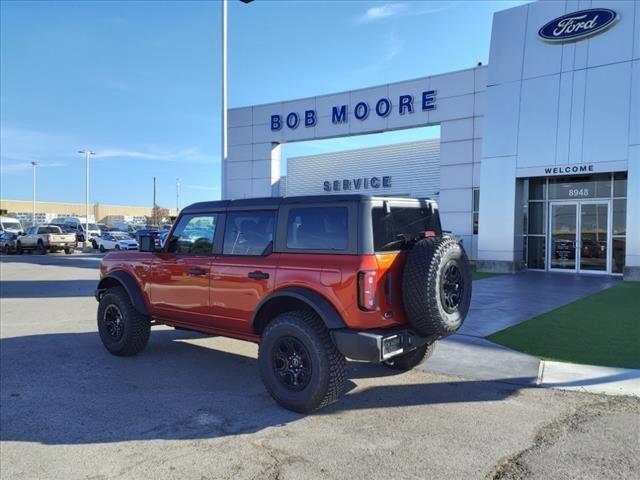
[419,272,639,397]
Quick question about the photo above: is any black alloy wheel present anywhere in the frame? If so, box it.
[440,261,464,314]
[103,304,124,341]
[272,336,312,392]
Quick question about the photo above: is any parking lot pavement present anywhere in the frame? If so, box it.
[1,254,639,480]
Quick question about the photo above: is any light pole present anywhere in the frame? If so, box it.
[78,150,96,244]
[31,161,38,227]
[221,0,228,199]
[176,177,181,213]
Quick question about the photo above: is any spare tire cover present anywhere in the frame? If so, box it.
[402,237,472,337]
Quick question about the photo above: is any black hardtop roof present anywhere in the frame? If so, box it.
[182,195,435,214]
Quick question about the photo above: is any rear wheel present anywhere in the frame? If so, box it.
[259,311,346,413]
[384,342,436,371]
[115,244,121,250]
[97,287,150,356]
[64,247,73,254]
[37,241,47,255]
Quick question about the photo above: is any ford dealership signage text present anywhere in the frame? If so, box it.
[538,9,617,43]
[323,176,391,192]
[271,91,436,131]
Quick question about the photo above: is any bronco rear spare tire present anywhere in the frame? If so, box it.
[402,237,472,337]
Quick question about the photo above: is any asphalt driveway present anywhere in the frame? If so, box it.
[1,254,638,480]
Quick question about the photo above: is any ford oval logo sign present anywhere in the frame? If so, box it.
[538,9,618,43]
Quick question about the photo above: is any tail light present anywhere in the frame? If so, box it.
[46,234,52,242]
[358,271,378,311]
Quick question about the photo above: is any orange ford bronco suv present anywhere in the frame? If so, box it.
[96,195,472,412]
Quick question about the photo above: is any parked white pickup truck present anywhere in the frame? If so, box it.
[17,225,77,254]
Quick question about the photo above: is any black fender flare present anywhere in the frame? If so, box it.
[95,270,149,316]
[252,287,346,333]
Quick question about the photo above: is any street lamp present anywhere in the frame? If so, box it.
[221,0,253,200]
[78,150,96,244]
[31,161,38,227]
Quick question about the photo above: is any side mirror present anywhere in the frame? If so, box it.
[139,234,159,253]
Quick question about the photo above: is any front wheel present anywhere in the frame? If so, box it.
[259,311,346,413]
[3,245,9,255]
[384,342,436,371]
[99,244,106,253]
[97,287,150,356]
[64,247,73,255]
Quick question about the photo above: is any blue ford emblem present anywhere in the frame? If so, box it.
[538,8,617,42]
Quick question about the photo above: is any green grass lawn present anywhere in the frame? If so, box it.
[471,263,500,281]
[488,282,640,369]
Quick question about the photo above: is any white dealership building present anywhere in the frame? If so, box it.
[223,0,640,280]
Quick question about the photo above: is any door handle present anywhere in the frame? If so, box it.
[188,267,207,276]
[248,271,269,280]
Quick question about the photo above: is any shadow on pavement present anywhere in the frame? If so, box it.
[0,280,97,298]
[0,253,103,270]
[1,329,523,445]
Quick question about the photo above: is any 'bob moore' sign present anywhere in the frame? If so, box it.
[323,176,392,192]
[538,9,617,43]
[271,91,436,131]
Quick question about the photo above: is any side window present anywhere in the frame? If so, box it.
[28,227,36,235]
[286,207,348,251]
[223,211,276,256]
[166,214,218,255]
[37,227,44,234]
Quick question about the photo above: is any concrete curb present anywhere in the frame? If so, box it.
[536,360,640,397]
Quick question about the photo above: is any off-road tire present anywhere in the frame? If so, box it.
[384,342,436,371]
[97,286,150,356]
[37,241,47,255]
[259,310,346,413]
[64,247,73,255]
[402,237,472,337]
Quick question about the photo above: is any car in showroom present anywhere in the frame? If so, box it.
[95,195,472,413]
[96,231,139,252]
[0,231,19,254]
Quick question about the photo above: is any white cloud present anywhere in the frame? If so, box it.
[0,161,66,174]
[355,1,456,24]
[97,148,216,164]
[356,3,407,23]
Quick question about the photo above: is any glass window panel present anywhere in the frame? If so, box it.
[527,236,546,269]
[612,237,626,274]
[472,189,480,212]
[522,203,529,235]
[473,212,479,235]
[528,178,546,200]
[166,214,217,255]
[287,207,348,250]
[223,211,275,256]
[614,172,627,197]
[613,199,626,236]
[528,202,546,235]
[548,174,611,200]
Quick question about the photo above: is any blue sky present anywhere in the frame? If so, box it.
[1,0,528,208]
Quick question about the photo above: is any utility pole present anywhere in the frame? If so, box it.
[176,177,181,213]
[221,0,228,199]
[78,150,95,244]
[153,176,157,225]
[31,161,38,227]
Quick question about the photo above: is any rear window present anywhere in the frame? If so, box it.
[372,206,441,252]
[287,207,348,251]
[38,226,63,234]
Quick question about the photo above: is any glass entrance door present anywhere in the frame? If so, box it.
[579,202,609,273]
[550,203,578,271]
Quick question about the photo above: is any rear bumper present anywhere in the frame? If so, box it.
[331,327,438,363]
